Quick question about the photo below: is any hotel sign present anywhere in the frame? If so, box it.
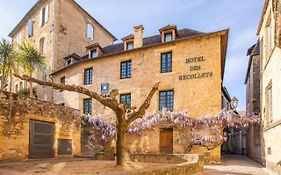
[179,56,213,80]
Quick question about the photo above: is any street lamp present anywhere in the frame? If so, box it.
[230,97,238,111]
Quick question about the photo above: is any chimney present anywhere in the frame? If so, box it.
[133,25,144,48]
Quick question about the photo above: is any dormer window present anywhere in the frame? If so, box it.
[66,59,71,66]
[86,43,103,58]
[90,49,97,58]
[126,41,134,50]
[164,32,173,42]
[159,24,177,43]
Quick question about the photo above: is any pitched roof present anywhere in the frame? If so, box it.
[8,0,117,40]
[97,28,204,57]
[63,53,81,60]
[245,40,260,84]
[51,28,229,77]
[257,0,269,35]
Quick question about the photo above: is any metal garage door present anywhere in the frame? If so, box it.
[29,120,54,159]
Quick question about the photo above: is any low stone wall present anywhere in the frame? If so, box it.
[130,153,201,164]
[129,154,204,175]
[0,91,81,161]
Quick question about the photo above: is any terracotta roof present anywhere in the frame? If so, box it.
[8,0,117,40]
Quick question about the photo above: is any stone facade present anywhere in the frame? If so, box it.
[244,42,262,163]
[0,91,81,160]
[257,0,281,173]
[8,0,116,102]
[51,26,229,161]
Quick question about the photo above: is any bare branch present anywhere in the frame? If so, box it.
[127,82,160,124]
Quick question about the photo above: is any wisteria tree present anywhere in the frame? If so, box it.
[15,73,160,166]
[82,107,260,155]
[15,73,260,166]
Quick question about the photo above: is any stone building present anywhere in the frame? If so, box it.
[257,0,281,173]
[244,41,262,163]
[8,0,116,101]
[50,24,229,161]
[0,91,81,160]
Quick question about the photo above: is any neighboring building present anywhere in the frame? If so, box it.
[50,24,229,161]
[257,0,281,173]
[8,0,116,101]
[0,91,81,160]
[244,41,262,163]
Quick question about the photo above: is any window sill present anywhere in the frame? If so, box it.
[156,72,175,76]
[120,77,131,80]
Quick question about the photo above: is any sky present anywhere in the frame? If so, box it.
[0,0,264,110]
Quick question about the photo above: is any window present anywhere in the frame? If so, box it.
[267,23,273,57]
[126,42,134,50]
[84,68,93,85]
[266,84,273,124]
[66,59,71,66]
[60,76,65,85]
[101,83,109,94]
[90,49,97,58]
[120,93,131,108]
[16,33,21,44]
[159,90,174,111]
[28,19,33,37]
[40,5,49,27]
[87,24,94,40]
[83,98,92,114]
[120,60,131,79]
[161,52,172,73]
[19,82,23,90]
[164,32,173,42]
[15,84,18,93]
[39,38,44,54]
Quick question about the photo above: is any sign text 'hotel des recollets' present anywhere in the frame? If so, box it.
[179,56,213,80]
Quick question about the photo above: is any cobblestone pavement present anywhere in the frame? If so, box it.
[197,155,277,175]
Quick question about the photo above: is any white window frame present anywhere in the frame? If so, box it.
[87,24,94,40]
[40,4,49,27]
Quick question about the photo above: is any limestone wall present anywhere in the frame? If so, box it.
[0,91,81,161]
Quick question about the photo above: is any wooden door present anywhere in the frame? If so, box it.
[159,128,173,154]
[29,120,54,159]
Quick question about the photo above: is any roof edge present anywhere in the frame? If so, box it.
[257,0,269,35]
[8,0,117,41]
[50,28,229,76]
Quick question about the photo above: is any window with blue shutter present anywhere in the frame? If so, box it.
[84,68,93,85]
[120,60,132,79]
[161,52,172,73]
[159,90,174,111]
[83,98,92,114]
[120,93,131,108]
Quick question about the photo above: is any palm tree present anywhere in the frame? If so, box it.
[17,42,47,97]
[0,39,16,91]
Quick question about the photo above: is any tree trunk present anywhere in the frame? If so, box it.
[29,72,33,97]
[1,74,6,91]
[116,122,126,166]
